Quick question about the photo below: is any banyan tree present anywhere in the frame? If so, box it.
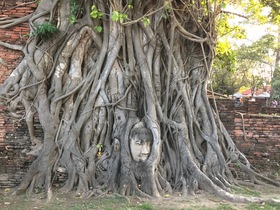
[0,0,279,203]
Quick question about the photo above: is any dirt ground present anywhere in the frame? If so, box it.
[0,184,280,210]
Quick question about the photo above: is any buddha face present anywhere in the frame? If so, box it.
[130,123,153,162]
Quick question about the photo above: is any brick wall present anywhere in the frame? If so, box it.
[213,98,280,177]
[0,1,37,188]
[0,1,36,83]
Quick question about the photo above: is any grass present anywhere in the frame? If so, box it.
[1,195,157,210]
[1,185,279,210]
[182,203,280,210]
[41,197,150,210]
[2,197,280,210]
[245,203,280,210]
[216,204,236,210]
[231,186,261,197]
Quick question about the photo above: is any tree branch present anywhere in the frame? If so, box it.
[0,41,23,51]
[220,10,249,19]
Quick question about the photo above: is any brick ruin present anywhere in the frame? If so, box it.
[213,98,280,179]
[0,1,40,188]
[0,1,280,189]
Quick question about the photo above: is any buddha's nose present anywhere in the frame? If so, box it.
[141,144,150,154]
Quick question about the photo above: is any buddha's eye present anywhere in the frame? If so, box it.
[135,140,141,145]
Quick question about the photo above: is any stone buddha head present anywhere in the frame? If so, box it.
[129,122,153,162]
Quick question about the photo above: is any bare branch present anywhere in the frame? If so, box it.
[0,41,24,51]
[220,10,249,19]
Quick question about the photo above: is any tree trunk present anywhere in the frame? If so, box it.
[270,26,280,101]
[0,0,279,203]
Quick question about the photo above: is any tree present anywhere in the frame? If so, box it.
[211,0,276,97]
[211,40,245,96]
[0,0,279,203]
[234,35,275,96]
[270,27,280,100]
[252,0,280,100]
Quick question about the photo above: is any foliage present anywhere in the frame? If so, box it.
[212,32,275,95]
[253,1,280,99]
[215,40,236,72]
[236,34,275,64]
[90,5,103,19]
[260,0,280,24]
[96,143,103,157]
[212,0,280,97]
[141,17,150,27]
[94,26,102,33]
[211,40,243,95]
[216,14,246,39]
[111,11,128,23]
[69,0,79,24]
[235,35,275,95]
[126,0,133,10]
[212,8,246,95]
[161,0,171,18]
[33,22,59,39]
[90,5,103,32]
[240,0,268,23]
[271,67,280,99]
[210,67,242,96]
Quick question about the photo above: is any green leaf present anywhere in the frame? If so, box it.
[120,14,127,23]
[34,22,59,39]
[141,17,150,27]
[164,0,171,11]
[90,5,103,19]
[162,12,167,19]
[70,0,78,24]
[120,16,124,23]
[90,11,97,18]
[94,26,102,33]
[112,11,119,22]
[112,12,127,23]
[69,16,76,24]
[97,143,103,151]
[220,2,226,9]
[128,0,133,9]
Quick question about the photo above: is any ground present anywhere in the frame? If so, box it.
[0,184,280,210]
